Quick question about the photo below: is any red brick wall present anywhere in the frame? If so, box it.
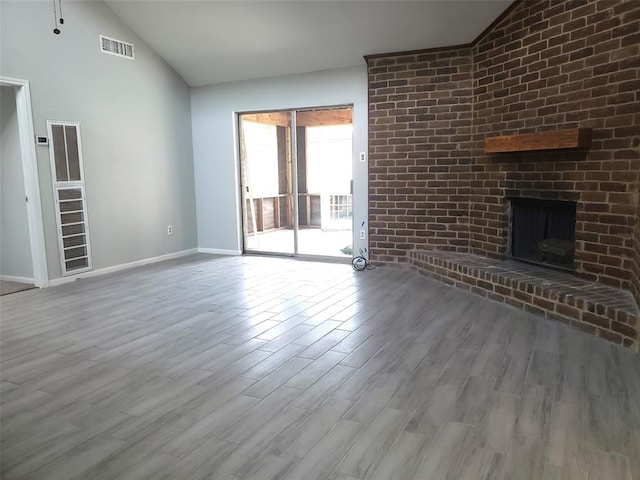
[633,182,640,305]
[367,0,640,291]
[472,0,640,289]
[367,50,473,263]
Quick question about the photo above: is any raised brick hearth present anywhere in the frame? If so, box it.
[367,0,640,348]
[409,250,639,350]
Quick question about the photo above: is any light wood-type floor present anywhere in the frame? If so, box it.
[1,254,639,480]
[0,279,35,296]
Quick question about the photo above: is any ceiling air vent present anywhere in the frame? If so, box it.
[99,35,134,60]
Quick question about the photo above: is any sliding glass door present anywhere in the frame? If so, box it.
[295,110,353,257]
[239,107,353,258]
[239,111,294,254]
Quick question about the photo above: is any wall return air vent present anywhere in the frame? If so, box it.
[99,34,134,60]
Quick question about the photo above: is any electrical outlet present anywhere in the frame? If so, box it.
[359,152,366,162]
[167,225,173,236]
[359,229,366,240]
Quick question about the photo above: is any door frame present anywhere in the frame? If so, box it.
[235,104,354,258]
[0,77,48,287]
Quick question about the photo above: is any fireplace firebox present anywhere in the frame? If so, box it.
[509,198,577,271]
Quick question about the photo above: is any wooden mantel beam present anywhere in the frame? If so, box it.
[484,128,593,153]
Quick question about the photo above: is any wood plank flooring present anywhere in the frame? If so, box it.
[1,253,639,480]
[0,280,35,296]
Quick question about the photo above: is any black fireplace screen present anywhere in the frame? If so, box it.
[510,198,577,270]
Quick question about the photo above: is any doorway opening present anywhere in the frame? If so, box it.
[238,107,353,258]
[0,78,48,289]
[1,86,34,294]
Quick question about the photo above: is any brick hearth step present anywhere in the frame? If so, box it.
[408,250,639,350]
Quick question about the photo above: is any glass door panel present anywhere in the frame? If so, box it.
[239,111,295,255]
[296,108,353,258]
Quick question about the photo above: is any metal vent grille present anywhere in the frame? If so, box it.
[99,35,134,59]
[47,121,93,276]
[56,187,91,273]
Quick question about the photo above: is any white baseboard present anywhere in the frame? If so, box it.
[48,248,199,287]
[198,248,242,256]
[0,274,35,284]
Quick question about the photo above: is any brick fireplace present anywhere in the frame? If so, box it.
[367,0,640,348]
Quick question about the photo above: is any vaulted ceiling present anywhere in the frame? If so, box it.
[105,1,512,87]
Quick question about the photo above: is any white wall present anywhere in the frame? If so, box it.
[0,1,197,280]
[1,87,34,280]
[191,66,368,254]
